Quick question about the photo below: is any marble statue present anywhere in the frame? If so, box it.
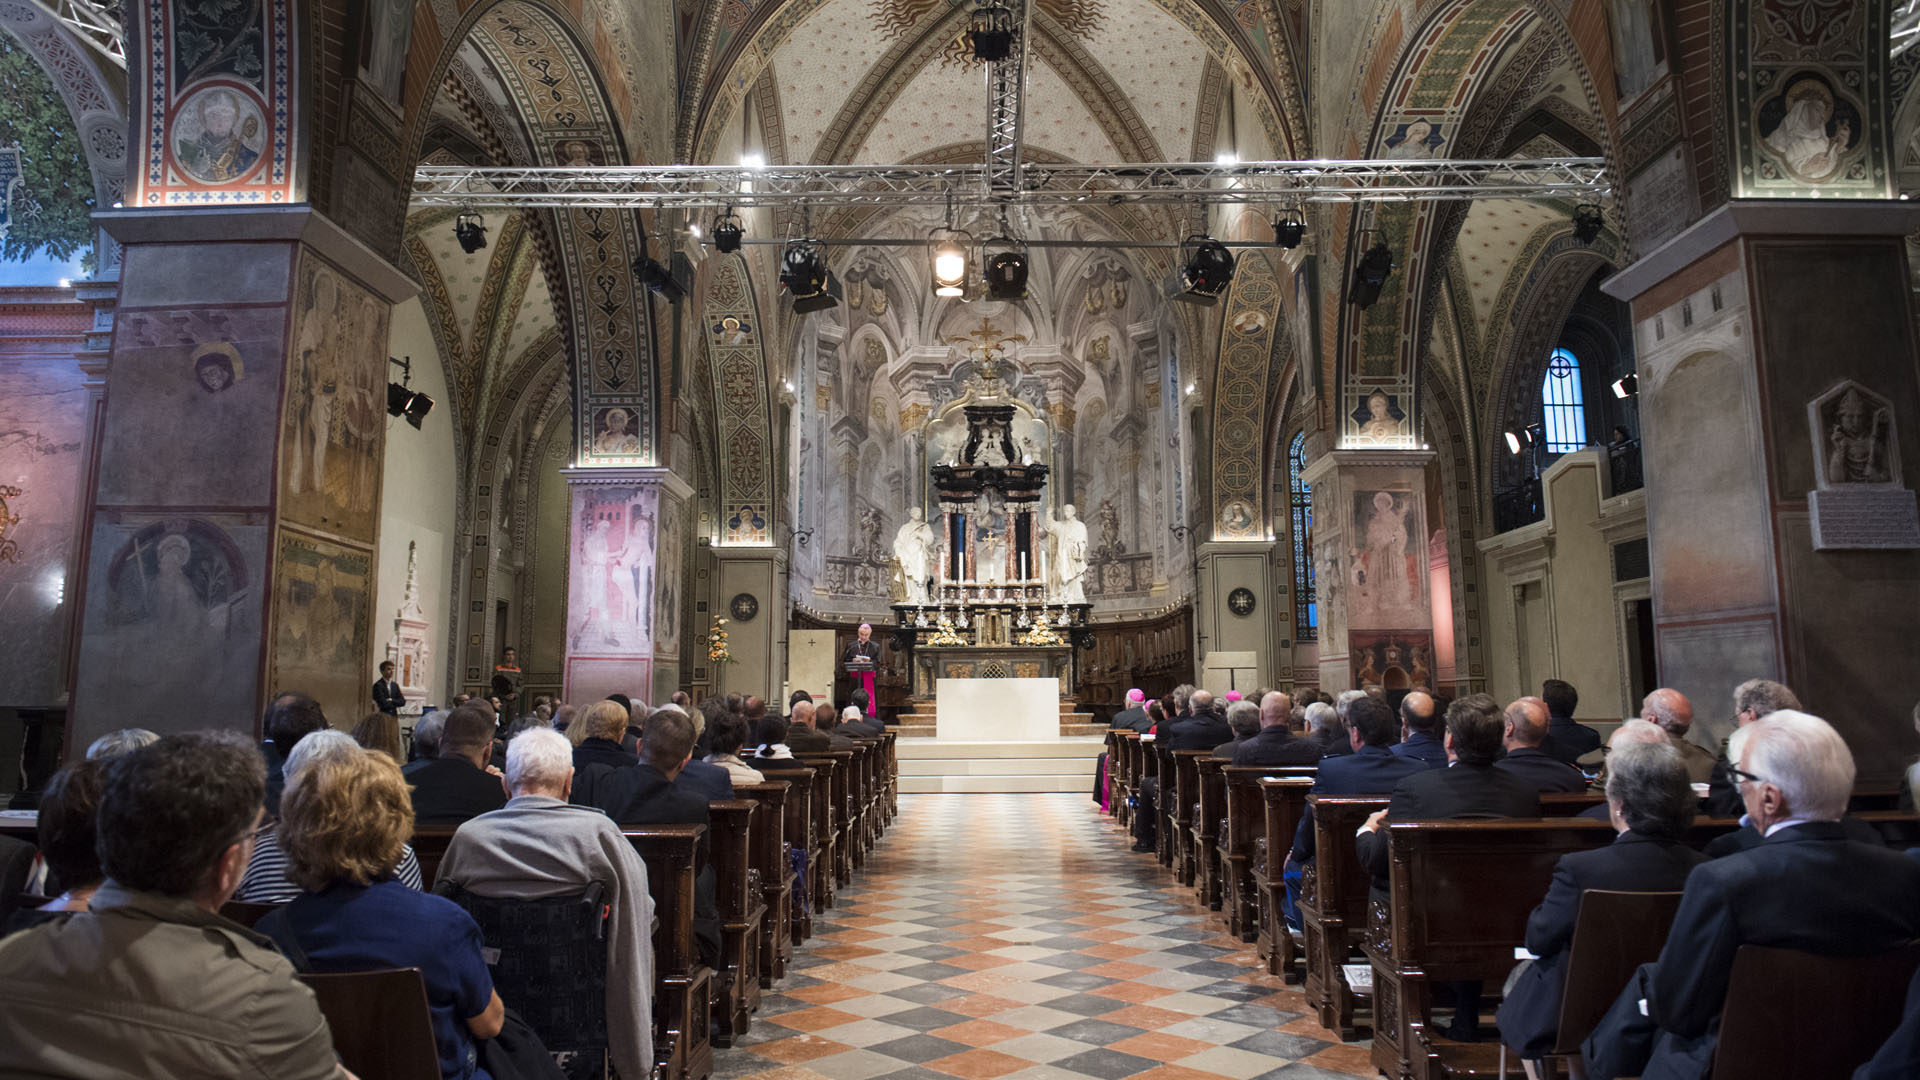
[1044,504,1090,603]
[893,508,937,603]
[1825,387,1893,485]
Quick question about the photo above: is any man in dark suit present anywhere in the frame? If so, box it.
[1165,689,1231,751]
[262,691,328,817]
[1538,678,1602,766]
[410,705,510,826]
[1703,678,1801,817]
[1495,697,1591,793]
[1231,692,1322,767]
[1211,700,1260,758]
[372,661,405,716]
[1392,691,1448,767]
[785,700,831,753]
[664,704,736,801]
[1496,740,1706,1062]
[573,699,640,772]
[1356,694,1541,1042]
[1583,712,1920,1080]
[582,708,723,967]
[1289,695,1431,863]
[1110,689,1151,734]
[1856,965,1920,1079]
[841,689,885,737]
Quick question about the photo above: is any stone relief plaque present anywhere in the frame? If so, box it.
[1807,380,1920,550]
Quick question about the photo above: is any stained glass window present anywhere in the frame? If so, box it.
[1542,347,1587,453]
[1288,431,1316,641]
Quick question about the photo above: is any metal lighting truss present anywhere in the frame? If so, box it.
[22,0,125,67]
[411,157,1609,211]
[983,0,1032,200]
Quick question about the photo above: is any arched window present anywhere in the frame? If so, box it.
[1288,431,1316,641]
[1541,347,1588,452]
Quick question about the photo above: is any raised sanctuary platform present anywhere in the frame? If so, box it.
[896,738,1104,793]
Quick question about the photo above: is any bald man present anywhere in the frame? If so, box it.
[1165,689,1231,751]
[1392,691,1447,768]
[1642,688,1715,783]
[1493,697,1589,793]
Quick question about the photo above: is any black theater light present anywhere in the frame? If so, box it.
[1611,372,1639,399]
[1164,234,1235,305]
[968,3,1015,61]
[713,207,744,254]
[1272,209,1306,249]
[386,357,436,430]
[454,211,488,254]
[780,240,841,313]
[1349,240,1394,308]
[633,254,688,302]
[982,238,1029,301]
[1572,203,1605,244]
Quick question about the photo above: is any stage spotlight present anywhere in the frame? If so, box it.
[983,239,1029,301]
[780,241,841,313]
[1611,372,1639,399]
[632,255,687,303]
[1164,235,1235,305]
[929,227,973,297]
[386,383,436,430]
[1505,422,1547,455]
[1349,241,1394,308]
[454,211,488,254]
[1272,210,1306,249]
[1506,430,1524,455]
[968,3,1015,61]
[1572,203,1605,244]
[714,208,744,254]
[1527,421,1546,446]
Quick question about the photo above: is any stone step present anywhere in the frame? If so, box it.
[895,738,1102,793]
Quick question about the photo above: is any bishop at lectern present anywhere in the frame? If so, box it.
[842,622,882,711]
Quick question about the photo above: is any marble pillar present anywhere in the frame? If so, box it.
[1602,203,1920,778]
[1299,450,1436,692]
[559,466,690,705]
[67,208,414,748]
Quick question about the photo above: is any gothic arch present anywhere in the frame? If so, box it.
[0,5,128,267]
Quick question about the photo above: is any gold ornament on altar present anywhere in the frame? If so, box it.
[706,617,733,664]
[1020,612,1064,647]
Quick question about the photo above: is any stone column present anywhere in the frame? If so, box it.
[1299,450,1436,692]
[67,208,414,748]
[1601,203,1920,776]
[559,466,691,704]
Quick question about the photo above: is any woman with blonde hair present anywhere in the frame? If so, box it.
[263,745,505,1079]
[350,711,403,763]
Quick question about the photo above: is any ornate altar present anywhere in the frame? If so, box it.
[888,323,1093,702]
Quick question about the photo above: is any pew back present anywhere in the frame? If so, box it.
[1713,943,1920,1080]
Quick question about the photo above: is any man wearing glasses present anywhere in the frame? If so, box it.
[1582,711,1920,1080]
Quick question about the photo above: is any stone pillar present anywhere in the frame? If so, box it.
[559,466,691,705]
[1194,541,1281,691]
[1299,450,1436,693]
[1601,203,1920,777]
[67,208,414,749]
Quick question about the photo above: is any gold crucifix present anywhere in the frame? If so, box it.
[945,316,1028,359]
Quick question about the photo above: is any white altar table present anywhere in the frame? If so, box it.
[934,678,1060,741]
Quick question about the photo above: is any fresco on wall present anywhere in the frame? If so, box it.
[359,0,415,107]
[654,492,684,660]
[281,255,388,539]
[72,514,266,737]
[568,485,657,654]
[270,530,372,723]
[1348,488,1428,628]
[137,0,298,204]
[1348,390,1409,445]
[98,307,287,507]
[1728,0,1890,198]
[1349,629,1436,690]
[0,355,90,707]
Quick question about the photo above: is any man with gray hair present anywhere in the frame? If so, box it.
[403,710,446,776]
[1212,700,1261,759]
[1584,712,1920,1080]
[1498,740,1705,1066]
[1704,679,1802,816]
[1303,701,1348,758]
[438,729,656,1080]
[1166,689,1230,750]
[1641,688,1715,783]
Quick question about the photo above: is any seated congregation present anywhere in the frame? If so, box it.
[1102,679,1920,1080]
[0,689,898,1080]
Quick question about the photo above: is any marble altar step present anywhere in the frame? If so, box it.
[896,738,1104,793]
[890,707,1103,738]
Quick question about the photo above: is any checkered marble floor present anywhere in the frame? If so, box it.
[721,793,1372,1080]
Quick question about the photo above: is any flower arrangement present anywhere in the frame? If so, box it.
[707,617,733,664]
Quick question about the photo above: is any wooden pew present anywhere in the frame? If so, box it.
[1192,756,1227,911]
[1153,741,1174,866]
[704,800,762,1048]
[732,780,796,984]
[1103,730,1123,819]
[1300,794,1391,1039]
[799,751,855,889]
[1170,749,1207,884]
[1540,792,1606,816]
[1116,733,1142,830]
[1218,766,1269,940]
[1255,774,1316,982]
[409,825,456,890]
[802,761,836,912]
[624,825,716,1080]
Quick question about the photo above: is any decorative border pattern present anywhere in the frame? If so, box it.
[1211,251,1284,540]
[703,253,774,544]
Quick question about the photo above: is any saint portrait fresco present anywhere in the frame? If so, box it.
[172,86,265,184]
[1756,73,1862,184]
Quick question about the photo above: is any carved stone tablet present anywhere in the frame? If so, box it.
[1809,487,1920,550]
